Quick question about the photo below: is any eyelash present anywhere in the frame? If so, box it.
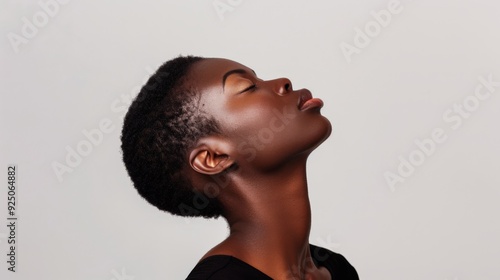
[241,83,257,93]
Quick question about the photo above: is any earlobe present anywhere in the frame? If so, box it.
[189,144,234,175]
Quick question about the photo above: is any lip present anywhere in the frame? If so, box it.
[297,89,324,111]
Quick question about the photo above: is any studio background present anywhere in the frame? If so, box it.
[1,1,499,279]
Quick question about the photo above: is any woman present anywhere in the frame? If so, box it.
[120,56,359,279]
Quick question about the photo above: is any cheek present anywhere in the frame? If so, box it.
[220,97,288,132]
[227,101,298,138]
[227,104,327,164]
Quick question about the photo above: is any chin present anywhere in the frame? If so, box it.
[301,115,332,155]
[323,116,333,140]
[315,116,332,146]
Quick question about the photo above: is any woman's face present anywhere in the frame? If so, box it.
[188,58,332,171]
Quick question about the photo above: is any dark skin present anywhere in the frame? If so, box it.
[184,58,333,280]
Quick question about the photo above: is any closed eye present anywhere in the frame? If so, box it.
[240,84,256,93]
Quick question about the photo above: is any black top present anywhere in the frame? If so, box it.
[186,244,359,279]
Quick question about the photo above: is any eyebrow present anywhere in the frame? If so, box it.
[222,68,257,89]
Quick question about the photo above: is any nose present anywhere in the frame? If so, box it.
[273,78,292,96]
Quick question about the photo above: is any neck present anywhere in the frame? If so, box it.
[214,161,323,279]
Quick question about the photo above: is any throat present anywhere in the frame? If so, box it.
[208,161,320,278]
[225,165,313,251]
[229,190,312,246]
[224,177,313,278]
[224,196,314,279]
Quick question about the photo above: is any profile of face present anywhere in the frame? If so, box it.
[187,58,332,175]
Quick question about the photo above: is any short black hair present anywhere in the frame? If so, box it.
[120,55,224,218]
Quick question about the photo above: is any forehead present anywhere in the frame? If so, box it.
[187,58,254,90]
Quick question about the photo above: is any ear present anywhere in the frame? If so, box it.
[188,137,235,175]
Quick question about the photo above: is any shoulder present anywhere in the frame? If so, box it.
[309,244,360,280]
[185,255,272,280]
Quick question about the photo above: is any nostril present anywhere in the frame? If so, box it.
[275,78,292,95]
[282,79,292,94]
[284,83,291,91]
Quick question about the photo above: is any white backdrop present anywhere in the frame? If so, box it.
[1,1,499,279]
